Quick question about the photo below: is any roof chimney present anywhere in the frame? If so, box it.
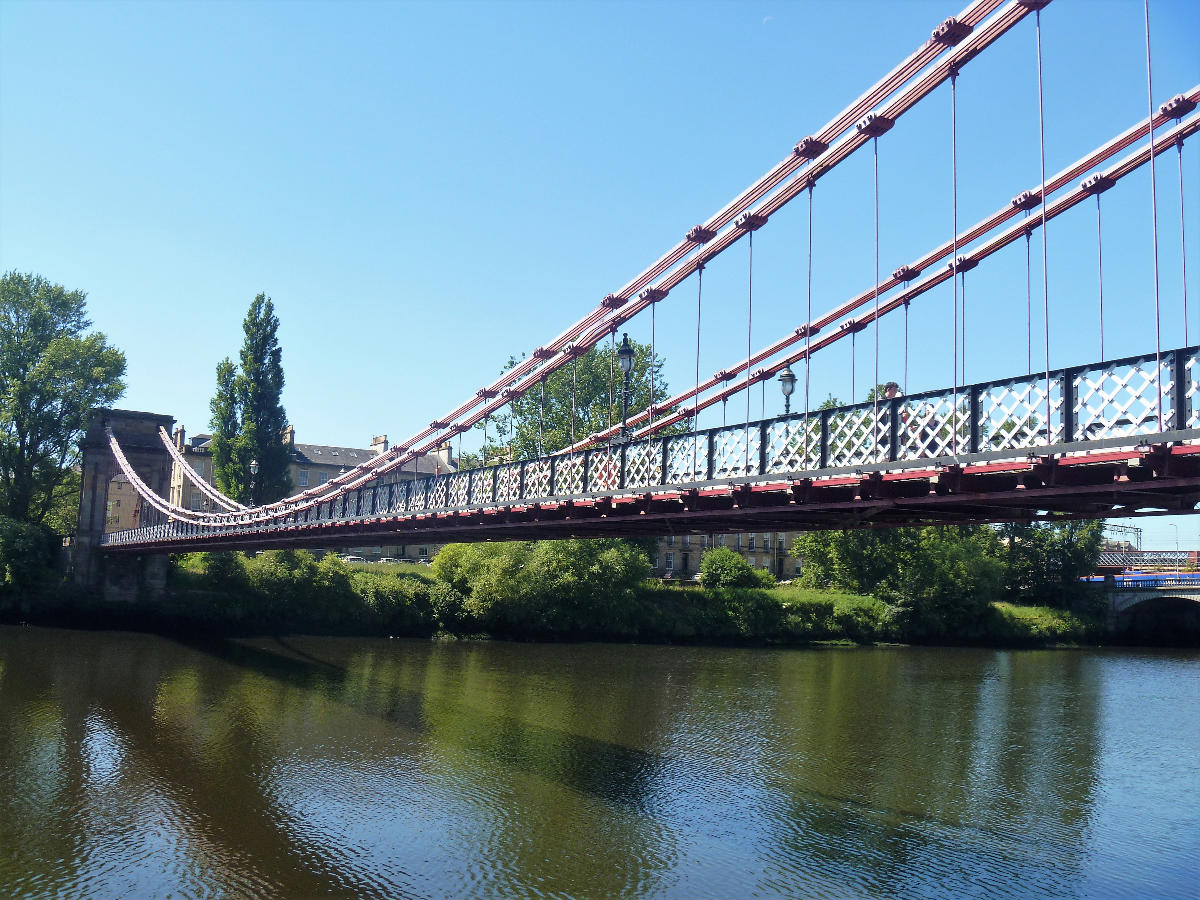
[371,434,389,456]
[282,424,295,449]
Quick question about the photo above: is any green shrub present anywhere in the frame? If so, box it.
[0,516,55,590]
[699,546,761,589]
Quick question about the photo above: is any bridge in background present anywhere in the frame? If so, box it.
[81,0,1200,573]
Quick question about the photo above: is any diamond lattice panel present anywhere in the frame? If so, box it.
[429,477,449,509]
[666,435,705,484]
[711,427,758,479]
[496,464,521,502]
[588,450,621,492]
[1184,350,1200,429]
[897,393,962,460]
[1076,358,1169,440]
[826,407,876,467]
[979,376,1062,451]
[556,454,585,496]
[765,417,821,474]
[524,459,552,499]
[447,472,469,507]
[624,440,662,489]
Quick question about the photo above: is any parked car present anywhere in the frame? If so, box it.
[377,557,399,564]
[340,555,366,564]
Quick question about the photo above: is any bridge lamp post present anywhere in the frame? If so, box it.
[249,459,259,507]
[778,365,796,415]
[618,332,634,440]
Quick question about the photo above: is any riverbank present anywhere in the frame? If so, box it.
[1,549,1107,648]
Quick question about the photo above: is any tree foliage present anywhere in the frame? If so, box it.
[431,538,651,634]
[699,545,761,589]
[793,520,1105,637]
[0,271,126,528]
[480,337,675,462]
[209,294,292,504]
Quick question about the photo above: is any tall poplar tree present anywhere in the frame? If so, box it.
[209,293,292,505]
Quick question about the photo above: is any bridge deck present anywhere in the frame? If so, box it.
[104,439,1200,553]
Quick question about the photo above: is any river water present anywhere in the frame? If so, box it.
[0,626,1196,899]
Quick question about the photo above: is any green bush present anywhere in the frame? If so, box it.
[0,516,55,590]
[429,538,651,636]
[699,546,761,589]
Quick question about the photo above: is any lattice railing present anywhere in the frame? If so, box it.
[101,343,1200,546]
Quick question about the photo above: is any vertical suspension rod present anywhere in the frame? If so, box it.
[1035,9,1052,442]
[873,135,881,460]
[1145,0,1163,428]
[1178,137,1189,345]
[951,68,960,454]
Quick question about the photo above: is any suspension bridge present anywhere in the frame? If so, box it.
[83,0,1199,569]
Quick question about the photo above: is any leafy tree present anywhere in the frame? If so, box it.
[0,271,126,528]
[699,545,761,589]
[997,519,1103,607]
[793,525,1004,638]
[209,294,292,504]
[431,538,651,634]
[482,338,675,461]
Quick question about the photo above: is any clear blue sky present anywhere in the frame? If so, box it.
[2,0,1197,547]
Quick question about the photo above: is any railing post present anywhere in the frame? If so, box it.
[759,420,768,475]
[491,466,499,503]
[424,476,433,509]
[661,437,670,485]
[582,449,591,493]
[549,455,557,496]
[820,409,830,469]
[1062,367,1077,443]
[618,443,627,490]
[1172,349,1188,431]
[889,397,900,462]
[466,470,475,505]
[968,388,981,454]
[518,461,527,500]
[706,430,715,481]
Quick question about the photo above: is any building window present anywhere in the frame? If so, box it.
[298,470,309,487]
[748,535,756,550]
[190,491,201,511]
[665,552,674,571]
[418,546,429,558]
[667,535,675,546]
[763,534,771,550]
[683,535,690,548]
[777,533,786,549]
[795,562,803,576]
[318,472,328,484]
[718,534,726,547]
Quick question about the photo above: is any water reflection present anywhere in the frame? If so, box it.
[0,627,1195,899]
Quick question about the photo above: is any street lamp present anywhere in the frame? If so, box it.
[618,332,634,438]
[249,459,259,507]
[778,365,796,415]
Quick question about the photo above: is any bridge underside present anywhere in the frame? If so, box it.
[106,443,1200,554]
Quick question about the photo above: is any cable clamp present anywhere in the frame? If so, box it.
[686,224,716,244]
[793,136,829,159]
[1011,189,1041,211]
[638,286,668,303]
[1081,173,1115,195]
[601,293,628,310]
[734,212,768,231]
[1159,94,1197,119]
[932,16,973,46]
[855,112,894,138]
[893,263,922,282]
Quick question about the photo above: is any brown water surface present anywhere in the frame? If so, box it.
[0,626,1196,899]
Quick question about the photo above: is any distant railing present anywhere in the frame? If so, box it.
[103,342,1200,547]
